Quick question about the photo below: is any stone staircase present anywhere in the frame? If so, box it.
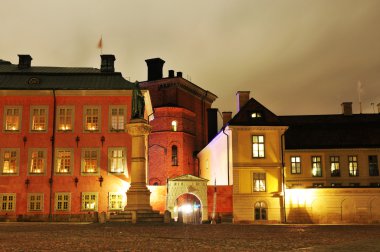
[109,210,164,223]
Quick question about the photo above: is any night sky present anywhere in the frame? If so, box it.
[1,0,380,116]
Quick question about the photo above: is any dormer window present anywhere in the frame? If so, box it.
[251,112,262,118]
[171,120,177,131]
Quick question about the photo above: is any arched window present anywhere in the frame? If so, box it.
[172,145,178,166]
[171,120,177,132]
[254,201,267,220]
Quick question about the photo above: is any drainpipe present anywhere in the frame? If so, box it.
[222,127,230,186]
[49,89,57,221]
[281,133,286,223]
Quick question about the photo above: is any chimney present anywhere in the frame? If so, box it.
[341,102,353,115]
[222,111,232,126]
[377,103,380,114]
[236,91,250,112]
[145,58,165,81]
[100,54,115,73]
[168,70,175,78]
[207,108,218,143]
[177,71,183,78]
[18,54,32,69]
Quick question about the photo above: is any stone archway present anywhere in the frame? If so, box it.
[167,175,208,222]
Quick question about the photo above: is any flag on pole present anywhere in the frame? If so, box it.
[97,36,103,54]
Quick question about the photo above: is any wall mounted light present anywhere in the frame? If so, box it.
[74,177,79,187]
[25,178,30,188]
[98,176,104,187]
[101,136,105,147]
[75,136,80,147]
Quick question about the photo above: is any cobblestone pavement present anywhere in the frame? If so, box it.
[0,223,380,251]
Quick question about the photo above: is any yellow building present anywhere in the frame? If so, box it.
[199,92,380,224]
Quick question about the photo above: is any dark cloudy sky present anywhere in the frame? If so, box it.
[1,0,380,116]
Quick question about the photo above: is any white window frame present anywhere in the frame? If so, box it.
[55,148,74,175]
[108,192,125,210]
[27,193,44,212]
[56,106,74,132]
[81,192,98,211]
[3,106,22,132]
[55,192,71,211]
[252,135,265,158]
[0,193,16,212]
[290,156,301,174]
[108,147,127,174]
[81,148,100,175]
[28,148,47,175]
[83,106,101,132]
[349,155,359,177]
[0,148,20,175]
[109,106,126,132]
[30,106,48,132]
[253,172,266,192]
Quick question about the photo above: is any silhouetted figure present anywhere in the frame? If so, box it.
[132,82,145,119]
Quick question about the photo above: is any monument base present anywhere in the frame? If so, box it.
[124,182,152,211]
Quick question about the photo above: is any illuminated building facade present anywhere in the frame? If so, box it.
[0,55,153,221]
[199,92,380,223]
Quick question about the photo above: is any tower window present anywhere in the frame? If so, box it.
[172,145,178,166]
[171,121,177,131]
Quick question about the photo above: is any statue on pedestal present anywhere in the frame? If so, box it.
[132,82,145,119]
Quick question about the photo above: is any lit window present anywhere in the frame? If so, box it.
[4,107,21,131]
[55,193,70,211]
[57,106,73,131]
[290,156,301,174]
[172,145,178,166]
[0,193,16,211]
[311,156,322,177]
[31,106,48,131]
[171,120,177,131]
[1,149,19,175]
[109,192,124,210]
[28,193,43,212]
[84,106,100,131]
[81,192,98,211]
[348,155,359,176]
[108,148,126,173]
[110,106,125,131]
[252,135,265,158]
[55,149,73,174]
[253,173,266,192]
[369,155,379,176]
[29,149,46,174]
[313,183,324,188]
[330,156,340,177]
[82,149,99,174]
[254,201,267,220]
[251,112,262,118]
[331,183,342,187]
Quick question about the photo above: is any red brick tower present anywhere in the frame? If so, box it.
[140,58,217,185]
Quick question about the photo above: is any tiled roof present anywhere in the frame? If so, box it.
[0,62,134,90]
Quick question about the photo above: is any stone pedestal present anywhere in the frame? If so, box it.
[125,118,152,211]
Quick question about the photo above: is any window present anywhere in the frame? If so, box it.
[1,149,19,175]
[348,155,359,176]
[349,183,360,187]
[4,106,22,131]
[81,149,99,174]
[57,106,74,131]
[311,156,322,177]
[0,193,16,211]
[251,112,262,118]
[31,106,48,131]
[81,192,98,211]
[252,135,265,158]
[109,192,124,210]
[29,149,46,174]
[108,148,126,173]
[331,183,342,187]
[369,155,379,176]
[55,193,70,211]
[253,173,266,192]
[254,201,267,220]
[55,149,73,174]
[330,156,340,177]
[290,156,301,174]
[171,120,177,131]
[28,193,43,211]
[84,106,100,132]
[110,106,126,131]
[172,145,178,166]
[313,183,324,188]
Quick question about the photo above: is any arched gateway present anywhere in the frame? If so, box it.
[167,175,209,222]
